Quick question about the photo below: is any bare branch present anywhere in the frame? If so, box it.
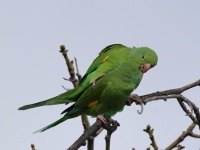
[62,85,68,91]
[165,123,196,150]
[143,124,158,150]
[142,94,179,103]
[128,79,200,129]
[67,120,103,150]
[80,114,94,150]
[178,95,194,114]
[67,117,119,150]
[60,45,78,88]
[141,79,200,100]
[105,131,112,150]
[177,95,197,124]
[189,132,200,138]
[74,57,82,82]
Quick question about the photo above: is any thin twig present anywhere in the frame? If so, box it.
[140,79,200,101]
[60,45,78,88]
[74,57,82,82]
[143,125,158,150]
[105,131,112,150]
[189,132,200,138]
[81,115,91,130]
[177,96,197,124]
[165,123,196,150]
[178,94,200,129]
[31,144,36,150]
[62,85,68,91]
[176,145,185,150]
[81,115,94,150]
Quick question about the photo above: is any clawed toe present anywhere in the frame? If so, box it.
[127,94,144,114]
[97,115,107,124]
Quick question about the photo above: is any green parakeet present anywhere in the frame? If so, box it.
[19,44,158,132]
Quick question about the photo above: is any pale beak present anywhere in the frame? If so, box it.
[140,63,151,73]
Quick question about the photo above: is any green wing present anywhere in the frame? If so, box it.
[79,44,133,87]
[74,44,132,105]
[84,44,125,74]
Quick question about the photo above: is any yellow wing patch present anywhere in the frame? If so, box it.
[88,100,99,107]
[101,56,109,63]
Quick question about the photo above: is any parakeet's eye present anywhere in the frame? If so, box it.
[142,56,145,60]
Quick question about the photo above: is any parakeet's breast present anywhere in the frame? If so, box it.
[83,66,143,117]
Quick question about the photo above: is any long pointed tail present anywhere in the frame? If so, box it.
[18,90,77,110]
[34,115,70,133]
[18,99,56,110]
[18,87,85,110]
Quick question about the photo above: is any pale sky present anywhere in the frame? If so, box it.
[1,1,200,150]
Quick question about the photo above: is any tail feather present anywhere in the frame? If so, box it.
[34,115,70,133]
[18,99,55,110]
[33,104,85,132]
[34,105,86,132]
[18,90,78,110]
[18,87,85,110]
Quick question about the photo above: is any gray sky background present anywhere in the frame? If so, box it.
[1,1,200,149]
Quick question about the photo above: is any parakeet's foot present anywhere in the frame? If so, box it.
[92,74,106,87]
[126,94,141,106]
[97,115,107,124]
[127,94,144,114]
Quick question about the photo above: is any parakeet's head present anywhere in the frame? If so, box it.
[134,47,158,73]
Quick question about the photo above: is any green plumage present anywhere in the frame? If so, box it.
[19,44,158,132]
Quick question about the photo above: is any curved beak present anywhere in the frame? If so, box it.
[140,63,151,73]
